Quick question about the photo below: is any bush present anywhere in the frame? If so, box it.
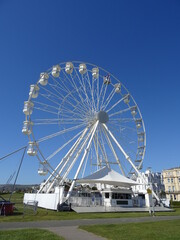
[170,201,180,208]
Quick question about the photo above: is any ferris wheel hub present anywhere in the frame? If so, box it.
[97,111,109,123]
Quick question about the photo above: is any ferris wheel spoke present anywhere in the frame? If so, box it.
[37,122,86,143]
[108,125,137,157]
[42,127,89,194]
[75,69,93,112]
[39,84,65,102]
[58,102,88,118]
[106,95,126,113]
[87,71,97,112]
[102,126,126,176]
[59,124,95,186]
[99,84,107,111]
[33,100,60,111]
[48,81,68,100]
[34,107,58,115]
[57,83,87,113]
[102,123,140,176]
[33,118,84,126]
[109,122,137,132]
[66,121,99,200]
[81,142,91,178]
[84,71,96,111]
[102,88,116,111]
[92,137,101,168]
[72,68,88,97]
[110,118,134,123]
[50,76,70,95]
[62,69,89,111]
[46,130,84,161]
[38,92,64,108]
[109,107,131,118]
[96,125,109,167]
[109,123,137,146]
[50,76,88,115]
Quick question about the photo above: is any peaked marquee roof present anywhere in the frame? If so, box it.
[77,166,138,187]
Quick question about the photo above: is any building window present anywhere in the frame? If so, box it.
[168,178,170,183]
[171,178,174,183]
[116,200,128,205]
[172,186,175,192]
[112,193,131,200]
[105,193,109,198]
[168,186,171,192]
[179,178,180,183]
[174,195,176,200]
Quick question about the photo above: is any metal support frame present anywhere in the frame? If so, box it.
[46,127,89,193]
[102,125,125,176]
[38,127,88,193]
[103,123,160,202]
[65,120,99,200]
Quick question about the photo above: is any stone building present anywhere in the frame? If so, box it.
[162,167,180,201]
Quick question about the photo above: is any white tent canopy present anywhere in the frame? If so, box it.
[77,166,139,188]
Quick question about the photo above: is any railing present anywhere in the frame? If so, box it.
[67,197,102,207]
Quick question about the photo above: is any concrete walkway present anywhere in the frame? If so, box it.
[0,215,180,240]
[47,226,106,240]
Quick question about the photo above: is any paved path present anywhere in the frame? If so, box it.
[0,216,180,240]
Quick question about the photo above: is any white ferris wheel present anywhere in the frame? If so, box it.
[22,61,146,199]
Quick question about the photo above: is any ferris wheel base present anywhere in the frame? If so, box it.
[24,193,61,211]
[23,192,171,213]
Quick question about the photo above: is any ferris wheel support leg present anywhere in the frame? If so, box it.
[60,123,99,192]
[93,133,109,168]
[102,126,126,176]
[65,121,99,201]
[58,125,96,188]
[38,127,88,193]
[103,124,160,203]
[46,127,89,193]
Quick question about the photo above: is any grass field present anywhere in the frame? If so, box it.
[0,193,180,222]
[0,229,64,240]
[80,220,180,240]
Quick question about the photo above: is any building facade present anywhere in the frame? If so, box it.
[132,169,164,196]
[162,167,180,201]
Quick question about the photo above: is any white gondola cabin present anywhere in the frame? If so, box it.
[38,168,48,176]
[135,119,142,129]
[138,133,145,142]
[22,121,32,135]
[65,62,73,74]
[124,94,130,104]
[131,106,137,116]
[27,142,37,156]
[92,67,99,79]
[79,64,87,74]
[114,83,121,93]
[29,85,40,98]
[23,101,34,115]
[103,75,111,85]
[51,65,61,77]
[39,72,49,86]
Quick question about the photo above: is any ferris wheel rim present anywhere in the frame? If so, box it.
[23,61,146,181]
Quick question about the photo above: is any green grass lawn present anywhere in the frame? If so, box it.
[80,220,180,240]
[0,193,180,222]
[0,229,64,240]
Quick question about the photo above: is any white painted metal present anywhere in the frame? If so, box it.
[23,61,147,208]
[103,123,159,202]
[66,120,99,200]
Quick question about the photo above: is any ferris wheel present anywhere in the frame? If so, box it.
[22,61,146,197]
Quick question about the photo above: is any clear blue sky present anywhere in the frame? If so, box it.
[0,0,180,184]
